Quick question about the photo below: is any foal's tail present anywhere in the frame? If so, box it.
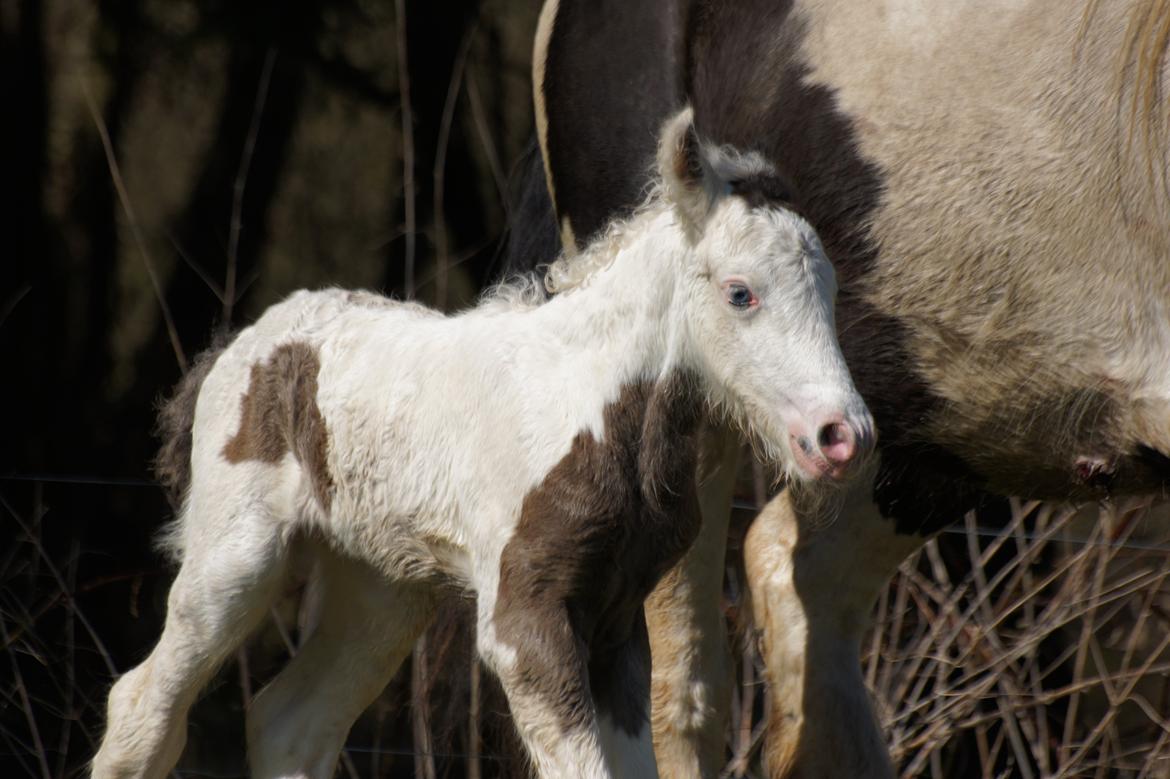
[152,331,235,558]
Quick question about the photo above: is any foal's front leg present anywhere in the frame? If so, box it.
[592,612,658,778]
[479,598,612,778]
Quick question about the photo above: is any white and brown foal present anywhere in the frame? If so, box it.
[92,108,872,779]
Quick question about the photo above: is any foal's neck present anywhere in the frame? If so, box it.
[538,206,691,386]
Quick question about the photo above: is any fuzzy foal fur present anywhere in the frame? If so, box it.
[93,108,870,779]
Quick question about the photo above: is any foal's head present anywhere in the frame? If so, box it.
[660,108,874,483]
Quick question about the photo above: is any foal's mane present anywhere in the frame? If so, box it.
[481,181,672,312]
[542,182,671,295]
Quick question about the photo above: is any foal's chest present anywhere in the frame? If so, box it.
[498,371,704,643]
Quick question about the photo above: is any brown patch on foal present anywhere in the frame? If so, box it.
[494,370,703,737]
[222,341,334,512]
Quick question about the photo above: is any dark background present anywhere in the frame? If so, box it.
[1,1,544,776]
[7,3,1167,778]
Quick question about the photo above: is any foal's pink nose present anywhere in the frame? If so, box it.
[817,419,857,466]
[789,411,872,481]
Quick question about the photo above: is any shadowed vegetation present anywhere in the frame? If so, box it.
[4,2,1169,778]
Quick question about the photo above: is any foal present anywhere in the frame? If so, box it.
[93,108,872,779]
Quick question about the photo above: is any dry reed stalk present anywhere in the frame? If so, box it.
[866,500,1170,777]
[394,0,416,299]
[433,25,476,310]
[412,634,437,779]
[224,48,277,328]
[82,80,187,373]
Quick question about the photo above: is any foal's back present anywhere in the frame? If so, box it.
[183,287,624,583]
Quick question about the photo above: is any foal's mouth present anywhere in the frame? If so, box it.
[788,427,866,483]
[789,435,837,481]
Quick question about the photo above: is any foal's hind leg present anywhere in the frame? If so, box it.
[247,544,437,779]
[93,508,289,779]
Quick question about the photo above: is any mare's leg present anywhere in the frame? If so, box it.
[479,599,610,778]
[595,612,658,778]
[744,479,921,778]
[92,507,289,779]
[645,421,738,778]
[246,543,436,779]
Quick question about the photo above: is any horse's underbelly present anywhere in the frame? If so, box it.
[842,274,1170,499]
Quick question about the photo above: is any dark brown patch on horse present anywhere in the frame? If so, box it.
[687,0,991,533]
[542,0,689,246]
[1136,445,1170,490]
[590,612,654,738]
[730,171,804,218]
[493,370,703,736]
[222,341,334,513]
[531,0,981,534]
[690,0,1170,509]
[500,137,562,281]
[154,331,235,511]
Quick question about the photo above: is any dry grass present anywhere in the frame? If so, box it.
[715,497,1170,779]
[5,484,1170,777]
[866,499,1170,778]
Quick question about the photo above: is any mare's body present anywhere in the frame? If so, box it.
[514,1,1170,775]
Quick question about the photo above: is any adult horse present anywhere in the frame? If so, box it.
[507,0,1170,775]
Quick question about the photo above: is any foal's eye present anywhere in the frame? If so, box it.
[724,282,758,309]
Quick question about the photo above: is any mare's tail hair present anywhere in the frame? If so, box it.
[496,136,560,284]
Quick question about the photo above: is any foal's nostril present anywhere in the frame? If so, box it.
[817,420,856,465]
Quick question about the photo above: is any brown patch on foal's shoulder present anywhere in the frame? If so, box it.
[222,341,334,512]
[493,370,703,736]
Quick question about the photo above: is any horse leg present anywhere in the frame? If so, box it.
[744,479,922,778]
[246,543,437,779]
[595,611,659,778]
[645,421,738,778]
[479,600,611,778]
[92,507,289,779]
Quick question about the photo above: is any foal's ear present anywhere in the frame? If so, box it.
[658,106,712,238]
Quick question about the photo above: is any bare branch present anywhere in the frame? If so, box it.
[433,24,476,309]
[465,73,508,208]
[395,0,416,299]
[82,79,187,373]
[224,48,277,328]
[1,619,52,779]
